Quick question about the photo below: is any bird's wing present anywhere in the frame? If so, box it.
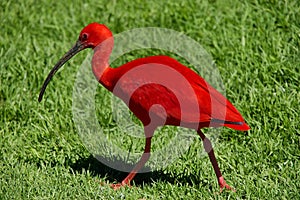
[109,55,249,130]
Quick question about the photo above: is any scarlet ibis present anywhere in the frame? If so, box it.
[38,22,250,191]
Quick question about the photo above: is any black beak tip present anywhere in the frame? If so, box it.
[38,93,43,102]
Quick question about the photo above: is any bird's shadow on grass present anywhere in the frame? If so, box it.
[70,154,199,187]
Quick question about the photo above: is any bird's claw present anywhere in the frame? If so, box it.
[110,182,131,190]
[218,176,236,193]
[219,183,236,193]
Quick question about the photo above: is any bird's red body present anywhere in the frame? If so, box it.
[39,22,250,192]
[99,55,249,131]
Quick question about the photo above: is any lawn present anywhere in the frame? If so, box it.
[1,0,299,199]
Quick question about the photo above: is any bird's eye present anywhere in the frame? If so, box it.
[81,33,88,41]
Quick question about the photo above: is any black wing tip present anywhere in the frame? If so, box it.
[211,118,244,125]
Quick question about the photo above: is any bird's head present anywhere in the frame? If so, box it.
[79,22,113,49]
[38,22,112,102]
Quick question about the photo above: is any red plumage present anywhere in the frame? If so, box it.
[39,23,250,192]
[101,55,249,131]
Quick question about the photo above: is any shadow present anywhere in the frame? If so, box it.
[70,154,201,187]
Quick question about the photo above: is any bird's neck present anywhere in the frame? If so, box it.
[92,41,114,91]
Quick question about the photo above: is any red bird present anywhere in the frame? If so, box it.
[39,23,250,192]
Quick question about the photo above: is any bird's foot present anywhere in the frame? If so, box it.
[218,176,236,193]
[110,181,131,190]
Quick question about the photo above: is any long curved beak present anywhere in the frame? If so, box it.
[38,40,85,102]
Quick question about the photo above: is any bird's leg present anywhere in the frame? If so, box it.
[111,136,152,190]
[197,130,235,192]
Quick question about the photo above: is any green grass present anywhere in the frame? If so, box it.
[1,0,299,199]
